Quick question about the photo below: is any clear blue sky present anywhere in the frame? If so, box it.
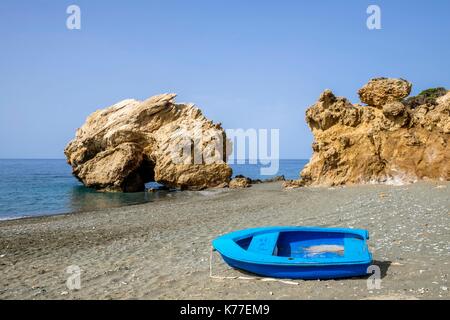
[0,0,449,159]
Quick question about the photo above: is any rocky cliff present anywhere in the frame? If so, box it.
[300,78,449,186]
[65,94,232,192]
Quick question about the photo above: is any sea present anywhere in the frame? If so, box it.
[0,159,308,220]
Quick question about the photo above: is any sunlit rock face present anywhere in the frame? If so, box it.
[301,78,449,186]
[65,94,232,192]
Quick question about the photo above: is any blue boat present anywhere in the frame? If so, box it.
[212,226,372,280]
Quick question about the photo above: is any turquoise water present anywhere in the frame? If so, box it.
[231,159,307,181]
[0,159,307,220]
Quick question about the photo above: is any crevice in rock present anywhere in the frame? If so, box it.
[121,157,156,192]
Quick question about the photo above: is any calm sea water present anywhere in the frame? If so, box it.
[0,159,307,220]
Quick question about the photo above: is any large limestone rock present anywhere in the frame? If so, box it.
[65,94,232,192]
[301,78,449,186]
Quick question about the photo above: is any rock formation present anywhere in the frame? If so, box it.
[282,179,304,189]
[358,78,412,107]
[300,78,449,186]
[229,177,251,189]
[228,175,286,188]
[253,175,286,184]
[65,94,232,192]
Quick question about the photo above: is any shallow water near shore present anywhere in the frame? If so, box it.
[0,159,307,220]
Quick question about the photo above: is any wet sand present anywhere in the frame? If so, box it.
[0,182,449,300]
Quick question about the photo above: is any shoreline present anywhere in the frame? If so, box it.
[1,177,446,223]
[1,181,448,299]
[0,190,177,223]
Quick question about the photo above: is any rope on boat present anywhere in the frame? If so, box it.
[209,246,300,286]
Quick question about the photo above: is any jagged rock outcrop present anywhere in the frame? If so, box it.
[229,177,251,189]
[258,175,286,183]
[65,94,232,192]
[282,179,304,189]
[300,78,449,186]
[228,175,286,188]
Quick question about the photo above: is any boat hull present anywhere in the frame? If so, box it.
[221,255,371,280]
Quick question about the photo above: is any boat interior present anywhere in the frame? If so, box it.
[235,231,361,259]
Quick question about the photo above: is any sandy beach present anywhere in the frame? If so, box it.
[0,181,449,300]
